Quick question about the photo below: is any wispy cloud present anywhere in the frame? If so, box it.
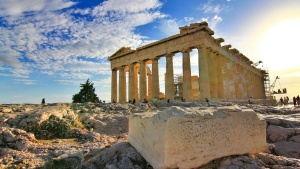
[0,0,76,16]
[200,1,226,14]
[156,19,180,36]
[0,0,166,84]
[201,15,223,30]
[13,78,36,85]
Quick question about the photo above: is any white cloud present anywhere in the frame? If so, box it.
[0,0,166,82]
[157,19,181,36]
[100,0,162,12]
[184,17,194,22]
[0,0,76,16]
[0,52,22,68]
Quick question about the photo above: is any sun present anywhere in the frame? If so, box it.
[257,19,300,71]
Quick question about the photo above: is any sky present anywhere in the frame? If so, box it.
[1,0,300,104]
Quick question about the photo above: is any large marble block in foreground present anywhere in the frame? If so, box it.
[128,106,266,169]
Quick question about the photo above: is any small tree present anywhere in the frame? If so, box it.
[72,79,99,103]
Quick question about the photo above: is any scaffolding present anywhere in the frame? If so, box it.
[262,70,272,98]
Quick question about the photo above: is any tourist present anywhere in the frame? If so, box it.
[205,98,210,107]
[41,98,45,104]
[133,99,136,104]
[167,99,170,103]
[286,96,289,104]
[280,97,283,105]
[143,99,148,103]
[283,97,287,105]
[297,95,300,107]
[293,97,297,107]
[151,97,158,106]
[151,97,158,103]
[248,97,253,104]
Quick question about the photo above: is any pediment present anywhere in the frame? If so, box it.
[109,47,134,59]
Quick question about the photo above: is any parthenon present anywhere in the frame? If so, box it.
[108,22,266,103]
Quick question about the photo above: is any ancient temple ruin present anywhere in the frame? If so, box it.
[108,22,266,102]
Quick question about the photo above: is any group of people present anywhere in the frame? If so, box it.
[279,96,289,106]
[279,95,300,107]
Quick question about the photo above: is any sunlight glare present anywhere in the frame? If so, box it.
[258,19,300,70]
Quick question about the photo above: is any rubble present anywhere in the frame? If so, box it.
[0,102,299,168]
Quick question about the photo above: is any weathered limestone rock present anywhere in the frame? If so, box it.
[128,106,266,169]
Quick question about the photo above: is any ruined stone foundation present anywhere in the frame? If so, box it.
[128,106,266,169]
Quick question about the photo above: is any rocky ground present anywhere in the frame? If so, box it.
[0,101,299,169]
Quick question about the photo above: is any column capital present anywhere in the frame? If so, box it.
[195,43,207,50]
[119,66,125,70]
[182,48,192,53]
[152,57,159,61]
[166,53,175,57]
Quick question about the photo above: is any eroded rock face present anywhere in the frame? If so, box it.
[128,105,267,169]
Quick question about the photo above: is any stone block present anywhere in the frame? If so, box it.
[128,106,266,169]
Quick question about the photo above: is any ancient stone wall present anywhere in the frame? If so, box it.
[108,22,266,102]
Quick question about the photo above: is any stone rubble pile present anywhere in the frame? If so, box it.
[0,102,299,169]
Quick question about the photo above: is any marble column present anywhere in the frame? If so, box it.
[152,58,159,99]
[111,69,117,102]
[182,48,192,100]
[253,74,259,98]
[165,54,175,100]
[139,60,147,101]
[220,56,229,99]
[198,45,210,99]
[251,72,255,98]
[227,60,236,99]
[147,74,152,99]
[215,54,224,99]
[246,69,252,99]
[119,67,126,103]
[134,66,139,101]
[233,62,240,99]
[241,66,248,99]
[237,64,244,99]
[208,50,217,99]
[129,63,136,101]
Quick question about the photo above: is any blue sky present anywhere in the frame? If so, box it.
[1,0,300,103]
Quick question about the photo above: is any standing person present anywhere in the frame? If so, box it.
[41,98,45,104]
[286,96,289,104]
[293,96,297,107]
[132,99,136,104]
[283,97,287,106]
[280,97,283,105]
[297,95,300,107]
[205,98,210,107]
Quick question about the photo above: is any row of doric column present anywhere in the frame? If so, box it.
[111,45,265,103]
